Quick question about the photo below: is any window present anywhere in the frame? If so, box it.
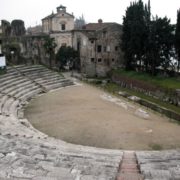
[61,24,65,30]
[97,45,102,52]
[115,46,118,51]
[103,31,106,38]
[98,58,102,62]
[112,58,115,62]
[103,46,106,52]
[91,40,94,44]
[91,58,95,62]
[77,41,80,51]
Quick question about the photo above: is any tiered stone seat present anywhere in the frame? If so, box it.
[0,75,40,117]
[136,151,180,179]
[12,65,74,91]
[0,65,74,118]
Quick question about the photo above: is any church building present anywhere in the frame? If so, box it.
[42,5,74,51]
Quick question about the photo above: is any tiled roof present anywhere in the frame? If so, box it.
[84,23,117,30]
[42,12,74,21]
[42,14,55,20]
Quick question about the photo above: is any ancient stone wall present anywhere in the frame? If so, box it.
[1,35,48,65]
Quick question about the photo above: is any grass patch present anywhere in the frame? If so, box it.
[113,69,180,90]
[89,81,180,115]
[149,143,163,150]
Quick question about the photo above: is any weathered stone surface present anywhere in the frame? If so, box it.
[136,151,180,180]
[1,65,180,179]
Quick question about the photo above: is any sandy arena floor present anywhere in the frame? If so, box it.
[25,83,180,150]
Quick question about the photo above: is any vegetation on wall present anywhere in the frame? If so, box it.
[2,42,21,64]
[43,37,57,68]
[55,46,79,70]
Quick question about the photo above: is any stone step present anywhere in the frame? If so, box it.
[9,99,20,118]
[37,78,65,86]
[117,172,144,180]
[0,95,9,115]
[35,73,61,79]
[35,75,64,82]
[10,85,40,98]
[1,97,14,116]
[3,80,34,94]
[15,66,47,73]
[116,152,144,180]
[13,65,44,71]
[0,75,23,86]
[45,81,74,91]
[37,78,69,86]
[18,88,43,102]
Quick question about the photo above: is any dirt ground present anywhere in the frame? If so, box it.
[25,83,180,150]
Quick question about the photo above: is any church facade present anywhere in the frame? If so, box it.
[42,5,74,51]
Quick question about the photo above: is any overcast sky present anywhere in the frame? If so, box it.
[0,0,179,28]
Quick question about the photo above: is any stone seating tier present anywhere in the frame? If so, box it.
[2,81,35,94]
[0,74,22,84]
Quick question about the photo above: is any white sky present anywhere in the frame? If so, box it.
[0,0,179,28]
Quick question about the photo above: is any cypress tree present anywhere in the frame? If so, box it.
[148,16,174,75]
[175,9,180,72]
[121,0,149,71]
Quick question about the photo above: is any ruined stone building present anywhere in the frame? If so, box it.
[72,20,123,77]
[42,5,74,51]
[0,19,47,65]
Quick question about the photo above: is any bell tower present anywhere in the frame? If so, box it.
[57,5,66,13]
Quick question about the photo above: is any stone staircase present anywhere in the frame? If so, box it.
[0,65,180,179]
[117,152,144,180]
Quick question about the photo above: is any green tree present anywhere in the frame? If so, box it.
[56,46,79,70]
[175,9,180,72]
[121,0,175,75]
[1,20,11,36]
[148,16,175,75]
[11,20,25,36]
[121,0,150,71]
[2,42,21,64]
[43,37,57,68]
